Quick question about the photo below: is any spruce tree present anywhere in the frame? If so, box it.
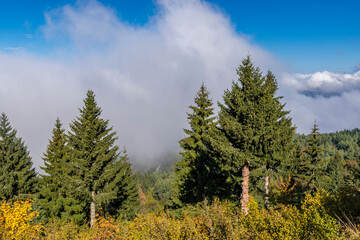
[215,56,295,213]
[0,113,37,199]
[278,142,306,206]
[297,122,324,194]
[176,83,225,203]
[67,90,138,226]
[254,71,295,207]
[38,118,76,220]
[326,151,346,193]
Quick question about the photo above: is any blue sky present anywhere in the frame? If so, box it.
[1,0,360,169]
[1,0,359,73]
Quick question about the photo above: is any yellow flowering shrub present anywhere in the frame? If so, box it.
[241,204,302,239]
[182,199,241,239]
[300,190,342,239]
[0,198,42,239]
[117,195,343,240]
[120,199,247,239]
[1,192,345,239]
[41,219,80,240]
[121,212,183,239]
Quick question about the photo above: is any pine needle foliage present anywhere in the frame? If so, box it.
[214,56,295,207]
[297,122,325,194]
[176,83,224,203]
[67,90,138,223]
[0,113,37,199]
[38,118,75,220]
[327,151,346,193]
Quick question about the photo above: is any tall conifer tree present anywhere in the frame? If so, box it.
[326,151,346,193]
[297,122,324,193]
[256,71,295,207]
[176,83,225,203]
[38,118,74,220]
[0,113,37,199]
[215,56,295,213]
[67,90,138,226]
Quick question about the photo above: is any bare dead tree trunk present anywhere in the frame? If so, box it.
[265,175,269,209]
[90,191,96,227]
[240,161,250,215]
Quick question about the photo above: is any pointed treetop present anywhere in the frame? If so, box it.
[85,90,96,103]
[1,112,7,121]
[310,120,320,137]
[55,117,62,128]
[83,89,99,108]
[75,90,103,124]
[0,113,12,135]
[236,55,264,89]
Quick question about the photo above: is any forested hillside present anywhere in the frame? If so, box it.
[1,57,360,239]
[295,128,360,164]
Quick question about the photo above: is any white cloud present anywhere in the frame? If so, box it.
[2,0,358,171]
[279,69,360,134]
[353,63,360,73]
[0,0,279,170]
[284,70,360,98]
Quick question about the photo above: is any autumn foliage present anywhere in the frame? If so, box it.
[0,199,42,239]
[0,194,352,239]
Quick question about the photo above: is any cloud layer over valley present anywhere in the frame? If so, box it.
[285,70,360,98]
[0,0,359,170]
[0,0,279,169]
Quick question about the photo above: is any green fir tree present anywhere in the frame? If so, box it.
[297,122,324,194]
[67,90,138,226]
[326,151,346,193]
[0,113,37,199]
[214,56,295,213]
[276,141,305,206]
[38,118,79,220]
[176,83,225,204]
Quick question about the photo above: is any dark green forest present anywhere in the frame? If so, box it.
[1,57,360,239]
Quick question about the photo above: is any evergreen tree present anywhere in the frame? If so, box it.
[215,56,295,213]
[291,128,360,192]
[253,71,295,207]
[0,113,37,199]
[277,142,306,206]
[67,90,138,226]
[38,118,77,220]
[297,122,324,194]
[176,83,225,203]
[326,151,346,193]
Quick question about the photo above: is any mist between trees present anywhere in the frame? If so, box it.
[1,56,360,239]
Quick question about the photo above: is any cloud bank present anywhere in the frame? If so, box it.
[284,70,360,98]
[0,0,280,170]
[279,67,360,136]
[1,0,359,170]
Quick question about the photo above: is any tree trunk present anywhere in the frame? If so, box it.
[240,161,250,215]
[90,191,96,227]
[265,175,269,209]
